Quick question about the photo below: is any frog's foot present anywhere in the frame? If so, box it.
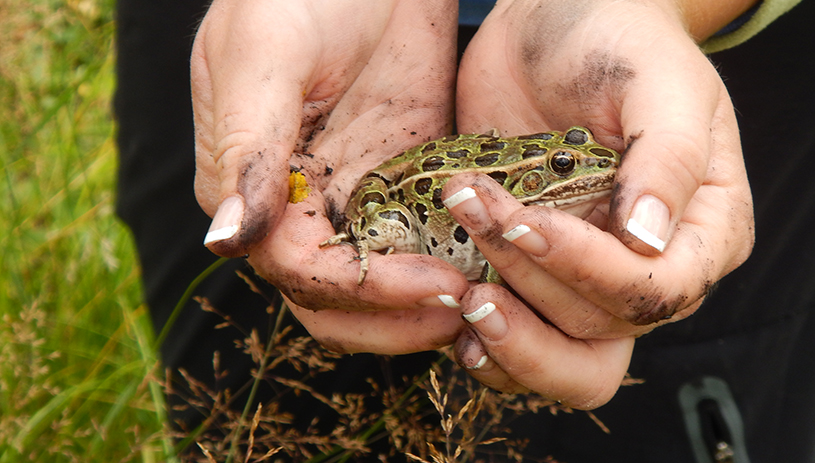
[357,240,370,285]
[319,232,350,248]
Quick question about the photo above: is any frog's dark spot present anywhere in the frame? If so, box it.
[522,148,548,159]
[414,177,432,195]
[442,134,461,142]
[474,152,500,167]
[367,228,379,237]
[453,226,469,244]
[414,202,428,225]
[447,247,455,256]
[361,191,386,206]
[564,128,589,145]
[427,245,433,255]
[517,133,554,141]
[421,142,437,154]
[396,188,406,203]
[366,171,386,180]
[521,171,545,193]
[432,188,444,209]
[445,149,470,159]
[488,171,508,185]
[480,141,507,152]
[422,156,445,172]
[430,237,438,247]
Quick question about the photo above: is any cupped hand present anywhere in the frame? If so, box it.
[450,0,755,398]
[192,0,469,354]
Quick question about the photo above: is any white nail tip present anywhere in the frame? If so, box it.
[466,355,489,370]
[462,302,496,324]
[626,218,666,252]
[437,295,461,308]
[502,224,531,242]
[203,225,239,245]
[442,187,477,209]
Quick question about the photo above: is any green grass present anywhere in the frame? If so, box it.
[0,0,171,460]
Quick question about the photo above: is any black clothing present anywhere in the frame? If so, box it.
[114,0,815,460]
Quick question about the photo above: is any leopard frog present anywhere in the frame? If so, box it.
[321,126,620,284]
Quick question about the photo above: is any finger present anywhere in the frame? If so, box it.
[460,284,635,410]
[192,2,317,257]
[443,172,711,336]
[442,170,720,338]
[286,294,465,355]
[608,41,735,257]
[246,179,471,313]
[442,173,632,336]
[454,328,532,394]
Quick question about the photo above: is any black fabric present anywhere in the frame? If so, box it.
[114,0,815,461]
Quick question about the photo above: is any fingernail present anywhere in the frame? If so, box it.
[626,195,668,252]
[462,302,508,340]
[467,355,489,370]
[502,224,549,256]
[418,294,461,309]
[457,329,489,370]
[442,186,477,209]
[442,187,489,230]
[204,196,244,245]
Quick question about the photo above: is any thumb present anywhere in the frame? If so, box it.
[609,43,730,256]
[191,2,318,258]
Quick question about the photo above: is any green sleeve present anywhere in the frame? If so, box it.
[701,0,803,53]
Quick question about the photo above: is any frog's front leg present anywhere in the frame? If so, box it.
[348,201,423,284]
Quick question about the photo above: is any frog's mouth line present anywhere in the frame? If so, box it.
[526,170,616,208]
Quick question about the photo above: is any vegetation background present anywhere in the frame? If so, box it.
[0,0,172,460]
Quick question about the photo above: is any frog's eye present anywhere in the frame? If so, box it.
[550,151,576,176]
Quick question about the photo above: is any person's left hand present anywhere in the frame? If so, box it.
[447,0,755,407]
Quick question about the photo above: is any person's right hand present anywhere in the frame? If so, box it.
[191,0,470,354]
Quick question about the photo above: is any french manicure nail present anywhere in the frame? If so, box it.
[442,187,489,230]
[457,329,489,370]
[466,355,489,370]
[204,196,244,245]
[442,187,477,209]
[418,295,461,309]
[626,194,669,252]
[502,224,549,256]
[462,301,508,340]
[462,301,495,323]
